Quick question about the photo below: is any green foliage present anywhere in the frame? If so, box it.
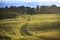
[36,5,40,14]
[0,12,19,19]
[0,4,60,15]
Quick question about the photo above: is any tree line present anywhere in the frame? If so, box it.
[0,5,60,14]
[0,5,60,19]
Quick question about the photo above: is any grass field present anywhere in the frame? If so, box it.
[0,14,60,40]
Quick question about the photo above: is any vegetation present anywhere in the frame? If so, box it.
[0,5,60,40]
[0,14,60,40]
[0,5,60,19]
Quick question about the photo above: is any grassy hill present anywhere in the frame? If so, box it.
[0,14,60,40]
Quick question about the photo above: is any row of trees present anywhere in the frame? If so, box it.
[0,5,60,14]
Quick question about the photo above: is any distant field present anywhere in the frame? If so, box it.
[0,14,60,40]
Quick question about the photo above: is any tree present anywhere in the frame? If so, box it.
[36,5,40,14]
[58,7,60,14]
[26,7,35,14]
[5,6,8,8]
[17,6,25,14]
[50,5,58,14]
[40,6,49,14]
[9,6,17,12]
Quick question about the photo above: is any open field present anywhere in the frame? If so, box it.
[0,14,60,40]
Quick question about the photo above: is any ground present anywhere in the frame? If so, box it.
[0,14,60,40]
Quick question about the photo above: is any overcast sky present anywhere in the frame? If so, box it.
[0,0,60,7]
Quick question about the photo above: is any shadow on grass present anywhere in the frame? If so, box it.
[0,36,11,40]
[38,36,60,40]
[17,38,44,40]
[20,21,60,40]
[28,21,60,31]
[20,23,32,36]
[0,24,16,35]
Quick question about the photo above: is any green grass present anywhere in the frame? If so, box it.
[0,14,60,40]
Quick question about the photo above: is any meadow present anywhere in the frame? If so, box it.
[0,14,60,40]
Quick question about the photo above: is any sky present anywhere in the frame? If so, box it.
[0,0,60,7]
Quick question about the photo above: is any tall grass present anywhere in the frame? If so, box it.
[0,14,60,40]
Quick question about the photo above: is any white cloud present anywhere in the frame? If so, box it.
[0,0,60,7]
[0,0,60,2]
[19,0,60,2]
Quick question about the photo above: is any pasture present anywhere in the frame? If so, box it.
[0,14,60,40]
